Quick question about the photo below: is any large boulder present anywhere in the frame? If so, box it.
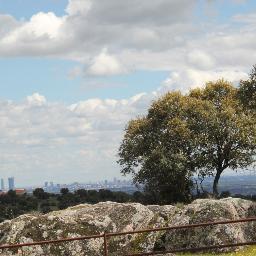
[161,197,256,253]
[0,198,255,255]
[0,202,177,256]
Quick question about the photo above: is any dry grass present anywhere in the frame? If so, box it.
[177,246,256,256]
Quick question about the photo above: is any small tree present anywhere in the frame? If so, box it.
[60,188,69,195]
[33,188,49,200]
[118,80,256,199]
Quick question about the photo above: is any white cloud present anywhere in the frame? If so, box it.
[0,93,152,185]
[162,69,248,92]
[87,48,126,76]
[66,0,92,16]
[0,0,254,79]
[26,93,47,106]
[0,0,197,60]
[0,14,20,37]
[2,12,63,45]
[187,50,215,70]
[26,12,63,38]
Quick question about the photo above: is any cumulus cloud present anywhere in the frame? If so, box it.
[2,12,63,43]
[87,48,126,76]
[0,93,153,184]
[27,93,47,106]
[0,0,255,78]
[0,0,197,60]
[66,0,92,16]
[162,69,248,92]
[187,50,215,70]
[0,14,20,36]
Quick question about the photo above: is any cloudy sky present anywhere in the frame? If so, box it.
[0,0,255,186]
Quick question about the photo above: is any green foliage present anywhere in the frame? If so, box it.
[0,188,145,222]
[33,188,49,200]
[0,192,38,222]
[118,78,256,200]
[60,188,69,195]
[238,65,256,111]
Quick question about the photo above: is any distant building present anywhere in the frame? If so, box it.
[15,189,26,196]
[44,181,48,188]
[8,177,15,190]
[1,178,4,191]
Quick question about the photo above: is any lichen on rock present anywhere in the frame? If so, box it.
[0,198,255,255]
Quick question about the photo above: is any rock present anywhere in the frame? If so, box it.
[162,197,256,253]
[0,198,255,255]
[0,202,175,256]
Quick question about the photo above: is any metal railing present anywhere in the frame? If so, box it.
[0,217,256,255]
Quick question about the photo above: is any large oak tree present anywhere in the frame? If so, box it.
[118,79,256,201]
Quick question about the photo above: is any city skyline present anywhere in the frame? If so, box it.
[0,174,133,189]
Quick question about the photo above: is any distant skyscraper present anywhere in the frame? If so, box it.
[44,181,48,188]
[1,178,4,191]
[8,177,15,191]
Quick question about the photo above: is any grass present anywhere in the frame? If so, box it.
[177,246,256,256]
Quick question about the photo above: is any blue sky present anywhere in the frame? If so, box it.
[0,0,255,186]
[0,0,68,19]
[0,58,168,102]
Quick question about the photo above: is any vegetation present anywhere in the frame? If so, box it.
[0,190,38,222]
[238,65,256,111]
[118,70,256,202]
[0,188,145,222]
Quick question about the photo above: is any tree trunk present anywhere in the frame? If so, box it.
[213,171,222,197]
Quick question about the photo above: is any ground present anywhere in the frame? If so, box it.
[179,245,256,256]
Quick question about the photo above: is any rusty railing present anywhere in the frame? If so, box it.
[0,217,255,255]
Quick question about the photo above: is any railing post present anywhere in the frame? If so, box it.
[103,232,108,256]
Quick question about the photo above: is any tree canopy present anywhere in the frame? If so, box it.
[238,65,256,111]
[118,78,256,202]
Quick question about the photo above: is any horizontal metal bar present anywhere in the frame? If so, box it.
[0,234,104,249]
[107,217,256,237]
[126,241,256,256]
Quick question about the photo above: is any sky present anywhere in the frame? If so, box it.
[0,0,256,187]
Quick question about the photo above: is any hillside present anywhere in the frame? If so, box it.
[0,198,255,255]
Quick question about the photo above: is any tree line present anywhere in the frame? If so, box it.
[0,188,144,222]
[0,187,256,223]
